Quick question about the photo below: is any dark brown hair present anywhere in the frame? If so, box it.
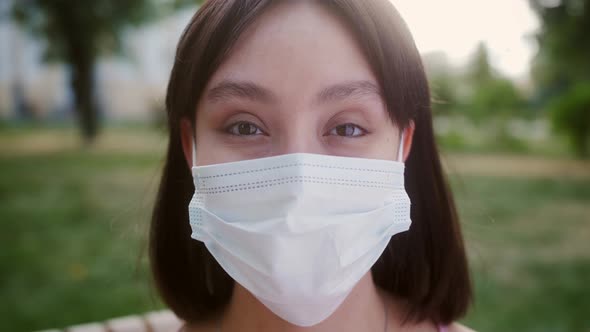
[150,0,472,326]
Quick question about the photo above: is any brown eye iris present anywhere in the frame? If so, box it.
[238,122,257,135]
[335,124,355,136]
[227,121,264,136]
[332,123,365,137]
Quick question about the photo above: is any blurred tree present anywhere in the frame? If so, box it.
[530,0,590,156]
[470,78,526,121]
[12,0,155,143]
[467,42,494,88]
[12,0,203,143]
[529,0,590,96]
[549,83,590,157]
[465,43,526,122]
[423,52,461,115]
[430,73,459,116]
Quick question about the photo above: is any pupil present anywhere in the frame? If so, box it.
[238,123,253,135]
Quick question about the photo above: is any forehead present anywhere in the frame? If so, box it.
[204,1,378,101]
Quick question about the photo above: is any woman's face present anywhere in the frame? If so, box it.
[182,1,411,166]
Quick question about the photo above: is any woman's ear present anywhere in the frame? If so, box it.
[180,118,195,168]
[403,120,415,162]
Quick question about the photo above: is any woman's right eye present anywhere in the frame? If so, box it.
[225,121,265,136]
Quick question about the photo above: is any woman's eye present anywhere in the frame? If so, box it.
[226,121,265,136]
[328,124,367,137]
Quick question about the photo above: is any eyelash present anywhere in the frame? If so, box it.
[224,121,367,138]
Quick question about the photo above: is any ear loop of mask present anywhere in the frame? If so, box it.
[397,131,405,163]
[191,137,197,168]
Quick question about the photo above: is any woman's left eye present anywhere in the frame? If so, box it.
[328,124,367,137]
[225,121,265,136]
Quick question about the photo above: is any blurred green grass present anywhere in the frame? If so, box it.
[1,126,589,331]
[455,176,590,332]
[0,125,168,331]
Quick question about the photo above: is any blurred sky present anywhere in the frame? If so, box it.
[392,0,540,79]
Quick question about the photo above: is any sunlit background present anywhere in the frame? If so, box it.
[395,0,538,79]
[1,0,589,331]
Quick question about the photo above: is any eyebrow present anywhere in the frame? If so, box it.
[314,80,382,105]
[207,80,276,103]
[205,79,382,104]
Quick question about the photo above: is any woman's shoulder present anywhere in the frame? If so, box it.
[447,322,477,332]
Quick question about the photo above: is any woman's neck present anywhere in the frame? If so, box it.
[210,272,389,332]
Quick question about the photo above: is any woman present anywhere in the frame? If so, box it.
[150,0,474,331]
